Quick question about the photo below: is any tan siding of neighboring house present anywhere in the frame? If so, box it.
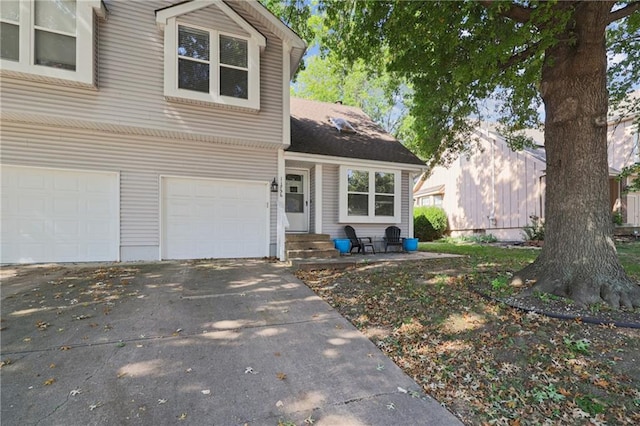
[1,123,278,259]
[0,0,284,147]
[423,136,545,240]
[608,116,640,226]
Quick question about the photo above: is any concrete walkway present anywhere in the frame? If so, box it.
[1,260,462,425]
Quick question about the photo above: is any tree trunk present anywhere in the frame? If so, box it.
[513,2,640,309]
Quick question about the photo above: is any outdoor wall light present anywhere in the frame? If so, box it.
[271,178,278,193]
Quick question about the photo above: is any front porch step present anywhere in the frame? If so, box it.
[286,233,332,242]
[286,241,336,251]
[285,233,340,260]
[286,248,341,259]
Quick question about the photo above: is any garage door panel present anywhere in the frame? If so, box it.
[1,166,119,264]
[162,177,268,259]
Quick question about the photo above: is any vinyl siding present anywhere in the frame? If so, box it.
[1,123,278,259]
[320,165,411,241]
[1,0,285,147]
[425,136,545,240]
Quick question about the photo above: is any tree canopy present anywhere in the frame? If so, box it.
[266,0,640,309]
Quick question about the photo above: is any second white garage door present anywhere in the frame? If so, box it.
[161,177,269,259]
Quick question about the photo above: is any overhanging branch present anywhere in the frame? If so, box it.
[479,0,533,23]
[499,42,541,71]
[608,1,640,24]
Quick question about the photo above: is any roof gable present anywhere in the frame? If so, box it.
[155,0,306,76]
[156,0,266,50]
[288,98,425,167]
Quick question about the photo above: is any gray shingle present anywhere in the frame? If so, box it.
[288,98,425,166]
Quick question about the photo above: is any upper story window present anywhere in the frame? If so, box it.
[0,0,105,86]
[339,166,402,223]
[156,2,266,110]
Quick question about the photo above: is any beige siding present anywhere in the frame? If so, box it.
[2,123,278,259]
[424,136,545,240]
[1,0,284,146]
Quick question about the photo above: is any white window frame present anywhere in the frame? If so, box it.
[0,0,104,86]
[339,165,402,223]
[156,1,265,111]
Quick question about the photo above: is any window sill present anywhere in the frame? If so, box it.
[0,66,97,90]
[165,95,260,113]
[339,216,401,224]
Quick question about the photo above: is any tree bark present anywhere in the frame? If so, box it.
[513,2,640,309]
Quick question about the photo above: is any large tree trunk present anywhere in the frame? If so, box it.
[513,2,640,309]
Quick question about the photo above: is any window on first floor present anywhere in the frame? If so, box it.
[419,194,444,207]
[339,166,401,223]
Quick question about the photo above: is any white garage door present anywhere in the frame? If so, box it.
[1,166,119,264]
[162,177,269,259]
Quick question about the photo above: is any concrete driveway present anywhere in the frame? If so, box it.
[1,259,462,425]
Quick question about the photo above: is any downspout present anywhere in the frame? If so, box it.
[488,135,497,228]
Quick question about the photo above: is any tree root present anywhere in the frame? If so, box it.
[512,261,640,310]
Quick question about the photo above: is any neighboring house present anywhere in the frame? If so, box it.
[414,96,640,240]
[608,92,640,227]
[0,0,424,264]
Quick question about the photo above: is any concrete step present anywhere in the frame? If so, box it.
[285,241,336,251]
[287,248,341,259]
[286,233,332,243]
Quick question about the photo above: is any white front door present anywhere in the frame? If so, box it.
[285,170,309,232]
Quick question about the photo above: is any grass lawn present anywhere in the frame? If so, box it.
[296,241,640,425]
[421,240,640,280]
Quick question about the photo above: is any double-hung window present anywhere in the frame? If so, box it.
[0,0,104,85]
[339,166,402,223]
[175,25,251,102]
[156,2,265,110]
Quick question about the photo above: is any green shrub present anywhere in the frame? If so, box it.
[414,206,448,241]
[612,211,623,226]
[522,215,545,241]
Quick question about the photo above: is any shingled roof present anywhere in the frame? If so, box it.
[288,98,425,166]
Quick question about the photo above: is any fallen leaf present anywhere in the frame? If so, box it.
[44,378,55,386]
[558,387,571,397]
[276,372,287,380]
[594,379,609,389]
